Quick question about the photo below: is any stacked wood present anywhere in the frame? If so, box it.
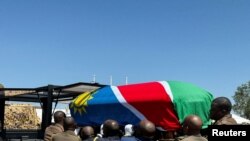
[4,90,36,97]
[4,104,41,129]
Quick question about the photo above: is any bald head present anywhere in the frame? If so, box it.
[54,111,66,124]
[80,126,94,139]
[63,117,77,131]
[182,115,203,135]
[138,119,156,139]
[103,119,120,137]
[210,97,232,120]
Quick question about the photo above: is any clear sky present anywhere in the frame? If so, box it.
[1,0,250,103]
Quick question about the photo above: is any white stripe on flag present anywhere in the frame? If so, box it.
[158,81,174,102]
[111,86,145,120]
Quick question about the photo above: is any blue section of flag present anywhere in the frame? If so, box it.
[70,86,141,126]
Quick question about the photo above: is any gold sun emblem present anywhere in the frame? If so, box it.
[70,91,95,114]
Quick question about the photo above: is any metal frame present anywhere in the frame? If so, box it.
[0,82,106,140]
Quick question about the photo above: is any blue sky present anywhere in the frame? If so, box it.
[1,0,250,103]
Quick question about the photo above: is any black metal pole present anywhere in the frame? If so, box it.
[41,85,53,136]
[0,84,5,139]
[0,86,4,136]
[0,97,5,138]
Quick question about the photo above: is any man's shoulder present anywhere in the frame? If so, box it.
[181,135,207,141]
[44,124,64,141]
[216,114,237,125]
[51,132,62,138]
[45,124,63,132]
[64,131,81,139]
[52,132,81,141]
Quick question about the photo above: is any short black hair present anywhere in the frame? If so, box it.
[213,97,232,112]
[54,111,66,123]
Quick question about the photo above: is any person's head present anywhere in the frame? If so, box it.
[124,124,134,136]
[137,119,156,139]
[182,115,203,135]
[79,126,95,140]
[210,97,232,120]
[54,111,66,124]
[102,119,120,137]
[63,117,77,131]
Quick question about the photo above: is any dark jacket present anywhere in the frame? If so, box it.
[97,136,120,141]
[121,136,137,141]
[135,137,154,141]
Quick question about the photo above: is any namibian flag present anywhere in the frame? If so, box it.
[70,81,213,131]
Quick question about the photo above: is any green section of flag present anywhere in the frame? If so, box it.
[168,81,214,128]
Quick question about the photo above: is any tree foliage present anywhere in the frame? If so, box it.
[233,81,250,119]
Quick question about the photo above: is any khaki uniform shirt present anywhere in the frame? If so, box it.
[214,114,237,125]
[178,134,207,141]
[44,123,64,141]
[52,130,81,141]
